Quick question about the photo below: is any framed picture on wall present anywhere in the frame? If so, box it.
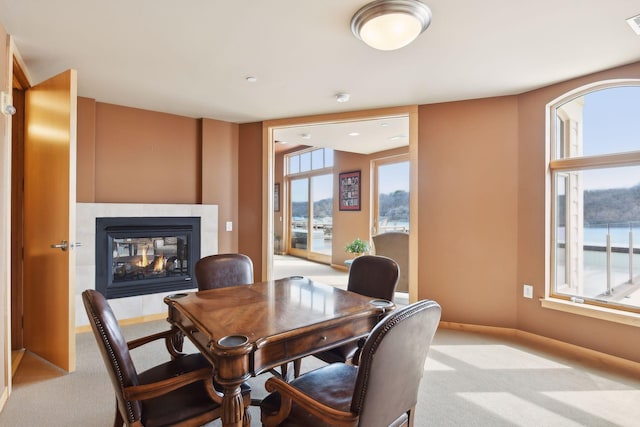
[339,170,361,211]
[274,183,280,212]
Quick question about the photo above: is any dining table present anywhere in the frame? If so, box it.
[164,275,395,427]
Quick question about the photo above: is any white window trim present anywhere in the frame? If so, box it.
[544,79,640,325]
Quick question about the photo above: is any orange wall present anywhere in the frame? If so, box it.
[76,97,95,201]
[93,102,200,204]
[76,99,240,253]
[201,118,239,253]
[418,96,520,327]
[238,122,263,280]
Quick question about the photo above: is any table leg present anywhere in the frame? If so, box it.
[220,383,249,427]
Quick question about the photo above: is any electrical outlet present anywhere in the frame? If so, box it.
[523,284,533,299]
[225,221,233,231]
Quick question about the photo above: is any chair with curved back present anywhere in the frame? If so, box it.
[260,299,442,427]
[82,289,251,427]
[195,253,254,290]
[372,231,409,292]
[291,255,399,378]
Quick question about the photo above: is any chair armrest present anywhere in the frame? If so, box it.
[124,366,221,404]
[263,376,357,427]
[127,328,185,358]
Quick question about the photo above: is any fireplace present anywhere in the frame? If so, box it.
[95,217,200,299]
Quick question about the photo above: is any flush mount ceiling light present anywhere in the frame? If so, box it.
[336,93,351,103]
[351,0,432,51]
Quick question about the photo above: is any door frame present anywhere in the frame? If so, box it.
[262,105,419,301]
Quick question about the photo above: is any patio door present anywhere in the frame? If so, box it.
[288,174,333,263]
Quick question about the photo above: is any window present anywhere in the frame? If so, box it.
[373,157,409,234]
[549,83,640,315]
[287,148,334,175]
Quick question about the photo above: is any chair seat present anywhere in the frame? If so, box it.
[139,353,251,427]
[261,364,357,426]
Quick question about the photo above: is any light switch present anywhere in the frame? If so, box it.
[226,221,233,231]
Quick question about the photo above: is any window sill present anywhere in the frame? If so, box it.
[541,298,640,328]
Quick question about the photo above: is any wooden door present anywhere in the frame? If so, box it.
[23,69,77,372]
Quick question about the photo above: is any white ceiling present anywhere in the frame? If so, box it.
[1,0,639,153]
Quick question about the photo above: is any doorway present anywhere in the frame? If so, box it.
[264,106,419,300]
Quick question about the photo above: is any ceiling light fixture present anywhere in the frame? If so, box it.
[627,14,640,35]
[336,93,351,103]
[351,0,432,51]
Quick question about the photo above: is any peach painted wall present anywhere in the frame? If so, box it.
[516,62,640,362]
[93,102,200,204]
[201,118,239,253]
[418,97,520,327]
[76,99,240,254]
[238,122,263,280]
[76,97,95,202]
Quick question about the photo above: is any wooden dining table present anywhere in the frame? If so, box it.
[164,276,395,427]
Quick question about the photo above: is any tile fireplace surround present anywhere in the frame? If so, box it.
[75,203,218,328]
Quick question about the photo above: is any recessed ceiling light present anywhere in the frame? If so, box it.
[380,122,389,127]
[349,132,360,136]
[627,14,640,35]
[389,134,407,141]
[301,133,311,139]
[336,93,351,103]
[246,76,257,82]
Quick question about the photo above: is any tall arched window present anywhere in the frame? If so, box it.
[548,82,640,314]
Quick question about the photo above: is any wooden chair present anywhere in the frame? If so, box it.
[292,255,399,377]
[260,299,441,427]
[195,253,254,290]
[82,289,251,427]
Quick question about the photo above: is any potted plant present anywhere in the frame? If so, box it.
[345,238,370,257]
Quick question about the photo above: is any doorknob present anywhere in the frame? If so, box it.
[50,240,68,251]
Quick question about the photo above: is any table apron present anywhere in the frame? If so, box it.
[251,314,379,374]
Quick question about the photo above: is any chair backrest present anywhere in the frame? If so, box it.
[372,232,409,292]
[347,255,399,301]
[195,253,254,291]
[82,289,142,423]
[352,299,441,427]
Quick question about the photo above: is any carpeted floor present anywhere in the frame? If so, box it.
[3,323,640,426]
[2,256,640,426]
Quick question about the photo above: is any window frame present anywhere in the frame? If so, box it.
[545,79,640,324]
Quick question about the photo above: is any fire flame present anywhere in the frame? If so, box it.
[136,246,165,271]
[137,246,148,267]
[153,255,165,272]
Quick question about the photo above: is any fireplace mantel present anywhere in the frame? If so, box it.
[76,203,218,327]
